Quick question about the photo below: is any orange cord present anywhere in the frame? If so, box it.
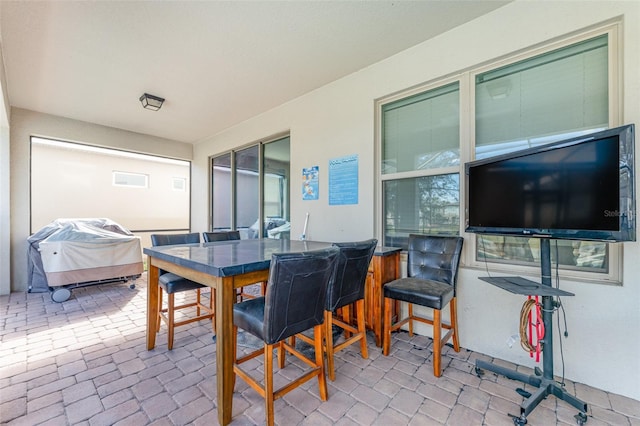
[520,296,544,361]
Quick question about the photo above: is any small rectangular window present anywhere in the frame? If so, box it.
[172,177,186,191]
[113,171,148,188]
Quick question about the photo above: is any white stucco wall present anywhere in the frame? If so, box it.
[30,144,191,232]
[0,126,9,297]
[9,108,193,293]
[1,40,11,296]
[192,1,640,400]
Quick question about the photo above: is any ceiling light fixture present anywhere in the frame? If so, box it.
[139,93,165,111]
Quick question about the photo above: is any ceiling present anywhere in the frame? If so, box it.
[0,1,509,144]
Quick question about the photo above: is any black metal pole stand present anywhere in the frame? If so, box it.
[475,239,588,425]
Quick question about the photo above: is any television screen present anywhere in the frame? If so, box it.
[465,124,635,242]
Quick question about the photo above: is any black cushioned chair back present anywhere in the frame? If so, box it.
[203,231,240,242]
[151,232,200,246]
[203,232,229,242]
[327,239,378,311]
[407,234,463,291]
[150,233,201,276]
[263,247,339,344]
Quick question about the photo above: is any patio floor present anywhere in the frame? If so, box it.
[1,273,639,425]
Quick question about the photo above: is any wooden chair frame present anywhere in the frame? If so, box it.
[233,324,327,426]
[296,301,368,381]
[383,296,459,377]
[325,300,368,380]
[157,286,215,350]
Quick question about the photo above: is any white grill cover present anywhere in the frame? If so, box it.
[33,219,143,287]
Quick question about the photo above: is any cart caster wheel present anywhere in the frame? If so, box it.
[51,288,71,303]
[475,366,484,378]
[512,415,527,425]
[575,412,588,425]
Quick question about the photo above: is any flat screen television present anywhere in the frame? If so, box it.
[465,124,636,242]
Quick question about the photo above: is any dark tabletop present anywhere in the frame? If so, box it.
[143,239,335,277]
[144,238,401,277]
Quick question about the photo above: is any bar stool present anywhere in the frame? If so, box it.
[382,234,463,377]
[151,232,215,350]
[232,247,339,426]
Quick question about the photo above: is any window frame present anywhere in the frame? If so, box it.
[376,22,624,285]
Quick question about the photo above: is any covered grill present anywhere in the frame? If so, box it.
[28,218,143,302]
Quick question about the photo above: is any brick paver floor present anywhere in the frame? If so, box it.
[1,273,639,425]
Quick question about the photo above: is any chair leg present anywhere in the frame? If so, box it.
[278,341,285,369]
[314,324,328,401]
[264,343,275,426]
[157,287,163,334]
[325,300,368,381]
[342,304,351,339]
[325,310,336,381]
[167,293,175,350]
[408,303,414,336]
[232,325,237,390]
[279,336,295,369]
[210,289,216,333]
[450,297,460,352]
[356,299,368,359]
[196,288,201,316]
[433,308,442,377]
[383,297,392,356]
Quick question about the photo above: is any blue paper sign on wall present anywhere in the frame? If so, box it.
[302,166,319,200]
[329,155,358,205]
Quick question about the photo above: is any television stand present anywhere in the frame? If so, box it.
[474,239,588,425]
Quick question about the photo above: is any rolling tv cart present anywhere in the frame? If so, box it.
[474,239,588,425]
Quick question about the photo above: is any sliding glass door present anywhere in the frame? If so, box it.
[211,135,290,239]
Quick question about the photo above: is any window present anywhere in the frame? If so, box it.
[211,135,290,239]
[235,145,260,235]
[263,137,291,239]
[380,82,460,250]
[172,177,186,191]
[378,25,621,281]
[211,153,232,231]
[475,35,608,159]
[113,171,148,188]
[473,33,612,275]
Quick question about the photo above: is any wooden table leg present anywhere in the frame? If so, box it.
[146,258,159,350]
[372,256,384,347]
[216,276,235,426]
[371,252,400,347]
